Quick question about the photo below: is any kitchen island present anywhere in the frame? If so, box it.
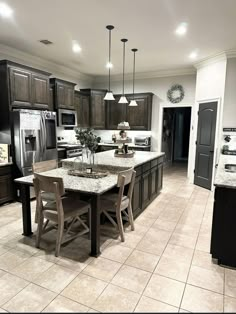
[210,154,236,267]
[15,150,165,257]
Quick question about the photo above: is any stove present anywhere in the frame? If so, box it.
[57,142,82,158]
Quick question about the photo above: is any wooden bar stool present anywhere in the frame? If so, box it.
[100,168,136,242]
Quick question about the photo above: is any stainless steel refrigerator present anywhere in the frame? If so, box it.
[12,109,57,176]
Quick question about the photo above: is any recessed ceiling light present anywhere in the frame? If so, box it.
[175,22,187,36]
[72,41,81,53]
[106,62,113,68]
[0,2,13,18]
[189,51,198,59]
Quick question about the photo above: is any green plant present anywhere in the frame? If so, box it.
[74,128,101,152]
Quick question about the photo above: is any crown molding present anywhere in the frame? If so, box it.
[94,66,196,83]
[0,44,93,84]
[194,51,230,69]
[225,49,236,59]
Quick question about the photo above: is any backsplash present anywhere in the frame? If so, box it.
[56,127,152,145]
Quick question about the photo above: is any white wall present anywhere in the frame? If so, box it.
[223,58,236,128]
[190,57,227,187]
[93,74,196,152]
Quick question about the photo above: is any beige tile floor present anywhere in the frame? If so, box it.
[0,164,234,312]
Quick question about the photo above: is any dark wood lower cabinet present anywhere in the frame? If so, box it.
[132,156,164,218]
[0,166,13,205]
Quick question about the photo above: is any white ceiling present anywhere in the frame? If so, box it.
[0,0,236,76]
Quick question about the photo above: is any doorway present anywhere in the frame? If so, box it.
[161,107,192,169]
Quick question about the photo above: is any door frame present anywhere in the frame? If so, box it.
[158,103,193,178]
[190,97,222,191]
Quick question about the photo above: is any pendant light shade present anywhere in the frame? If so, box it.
[118,38,128,104]
[129,48,138,106]
[104,25,115,101]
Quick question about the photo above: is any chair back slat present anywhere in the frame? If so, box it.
[33,173,65,196]
[32,160,58,174]
[117,168,134,187]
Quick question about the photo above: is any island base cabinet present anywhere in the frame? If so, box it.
[142,171,150,209]
[210,187,236,267]
[132,175,142,218]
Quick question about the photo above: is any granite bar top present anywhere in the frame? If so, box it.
[98,142,151,149]
[214,154,236,189]
[62,150,165,169]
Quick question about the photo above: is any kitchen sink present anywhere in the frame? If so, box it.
[225,164,236,173]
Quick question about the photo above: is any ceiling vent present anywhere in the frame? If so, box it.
[39,39,53,45]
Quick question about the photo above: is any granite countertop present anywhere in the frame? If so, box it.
[98,142,151,148]
[15,150,165,195]
[214,154,236,188]
[62,150,165,169]
[0,162,13,167]
[57,148,66,151]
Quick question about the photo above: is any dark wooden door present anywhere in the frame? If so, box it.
[194,102,217,190]
[127,94,152,130]
[9,67,32,107]
[91,91,106,129]
[142,171,150,209]
[106,96,127,129]
[31,73,49,109]
[132,175,142,216]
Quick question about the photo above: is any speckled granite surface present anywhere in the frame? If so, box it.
[15,151,165,195]
[214,154,236,188]
[62,150,165,169]
[98,142,151,149]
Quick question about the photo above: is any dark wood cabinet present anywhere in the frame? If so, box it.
[49,87,54,111]
[150,166,158,201]
[9,67,32,108]
[106,96,127,129]
[157,163,163,192]
[74,91,90,128]
[106,92,153,130]
[132,174,142,216]
[0,165,13,205]
[78,89,106,129]
[142,171,150,209]
[50,78,76,110]
[31,73,50,109]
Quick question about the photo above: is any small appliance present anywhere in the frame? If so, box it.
[58,109,77,128]
[134,136,151,146]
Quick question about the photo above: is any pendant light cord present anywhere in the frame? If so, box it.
[122,41,125,95]
[108,29,111,92]
[133,50,136,100]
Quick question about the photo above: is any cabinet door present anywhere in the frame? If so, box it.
[157,163,163,192]
[56,83,65,109]
[82,95,90,127]
[0,174,13,205]
[127,94,152,130]
[142,171,150,209]
[31,73,49,109]
[132,175,142,217]
[74,93,83,126]
[9,67,32,107]
[91,91,106,129]
[106,96,127,129]
[49,87,54,111]
[64,85,75,109]
[150,166,158,200]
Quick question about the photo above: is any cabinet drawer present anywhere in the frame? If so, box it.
[142,161,151,173]
[157,156,164,164]
[134,165,142,177]
[151,158,158,168]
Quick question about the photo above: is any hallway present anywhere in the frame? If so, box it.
[0,167,234,312]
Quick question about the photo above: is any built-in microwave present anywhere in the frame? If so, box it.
[58,109,77,128]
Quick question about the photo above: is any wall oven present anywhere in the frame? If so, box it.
[58,109,77,127]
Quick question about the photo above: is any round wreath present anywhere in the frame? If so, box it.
[167,84,185,103]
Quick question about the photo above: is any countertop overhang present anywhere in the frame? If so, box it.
[214,154,236,189]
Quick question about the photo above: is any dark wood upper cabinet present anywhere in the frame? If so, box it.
[106,92,153,130]
[127,93,153,130]
[9,67,32,108]
[50,78,76,110]
[74,91,90,128]
[0,165,13,205]
[31,73,50,109]
[106,95,127,129]
[79,89,106,129]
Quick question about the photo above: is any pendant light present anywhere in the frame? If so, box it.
[104,25,115,101]
[129,48,138,106]
[118,38,128,104]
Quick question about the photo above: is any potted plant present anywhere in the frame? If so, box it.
[74,128,101,165]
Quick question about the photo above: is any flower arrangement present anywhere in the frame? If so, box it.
[74,128,101,153]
